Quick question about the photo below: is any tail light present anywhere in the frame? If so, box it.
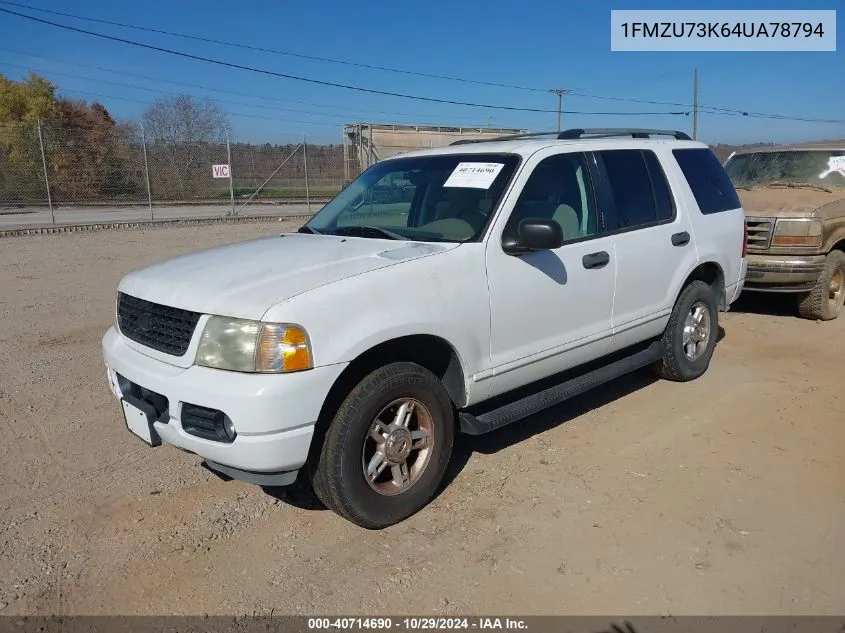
[742,222,748,258]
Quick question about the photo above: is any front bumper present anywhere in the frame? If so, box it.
[743,253,826,293]
[102,327,347,477]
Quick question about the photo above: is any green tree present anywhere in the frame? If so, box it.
[0,72,57,204]
[0,71,56,124]
[0,72,143,205]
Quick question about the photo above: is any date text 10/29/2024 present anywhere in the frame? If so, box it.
[308,618,528,630]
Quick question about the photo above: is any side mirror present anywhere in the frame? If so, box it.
[504,218,564,254]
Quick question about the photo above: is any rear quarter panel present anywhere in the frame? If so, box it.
[660,145,747,302]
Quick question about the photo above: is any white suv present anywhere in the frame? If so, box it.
[102,128,747,528]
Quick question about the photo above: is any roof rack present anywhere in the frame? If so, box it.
[450,132,559,145]
[449,128,691,145]
[557,128,692,140]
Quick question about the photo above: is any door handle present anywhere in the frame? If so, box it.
[671,231,691,247]
[582,251,610,269]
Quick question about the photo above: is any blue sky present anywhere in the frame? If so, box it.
[0,0,841,145]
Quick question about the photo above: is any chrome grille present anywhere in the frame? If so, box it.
[745,217,774,251]
[116,292,201,356]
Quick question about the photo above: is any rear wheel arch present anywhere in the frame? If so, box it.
[678,261,726,310]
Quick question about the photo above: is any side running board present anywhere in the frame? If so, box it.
[459,341,664,436]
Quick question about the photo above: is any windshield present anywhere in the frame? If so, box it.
[304,153,521,242]
[725,149,845,189]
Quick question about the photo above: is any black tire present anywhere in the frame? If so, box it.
[796,250,845,321]
[312,362,455,529]
[652,280,719,382]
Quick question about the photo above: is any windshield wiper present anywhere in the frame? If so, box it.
[767,181,834,193]
[736,181,834,193]
[331,225,406,240]
[297,225,323,234]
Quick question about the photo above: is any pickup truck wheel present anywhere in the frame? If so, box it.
[796,250,845,321]
[652,280,718,382]
[313,362,455,529]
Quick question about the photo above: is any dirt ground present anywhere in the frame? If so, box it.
[1,220,843,616]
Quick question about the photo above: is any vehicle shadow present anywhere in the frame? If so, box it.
[729,292,799,317]
[261,330,728,515]
[262,369,664,513]
[441,329,726,491]
[440,368,659,490]
[199,462,327,511]
[261,477,326,511]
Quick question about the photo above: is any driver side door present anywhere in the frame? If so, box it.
[484,150,616,399]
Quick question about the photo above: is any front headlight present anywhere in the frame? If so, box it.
[772,218,822,247]
[195,316,313,373]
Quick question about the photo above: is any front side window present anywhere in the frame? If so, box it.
[503,152,598,244]
[304,153,520,242]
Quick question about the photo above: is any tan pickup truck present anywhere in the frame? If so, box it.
[724,144,845,320]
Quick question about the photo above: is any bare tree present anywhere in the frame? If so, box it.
[142,95,230,198]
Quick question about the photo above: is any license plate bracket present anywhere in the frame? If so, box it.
[122,396,162,447]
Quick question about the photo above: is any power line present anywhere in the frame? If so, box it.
[55,88,336,127]
[3,7,833,126]
[55,88,517,132]
[0,60,496,127]
[0,0,547,93]
[0,47,491,121]
[0,7,689,118]
[567,89,842,123]
[568,90,730,113]
[1,3,836,124]
[0,0,736,116]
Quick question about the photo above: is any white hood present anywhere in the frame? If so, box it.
[118,232,458,320]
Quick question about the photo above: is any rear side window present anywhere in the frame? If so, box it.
[597,149,674,230]
[643,151,675,222]
[673,148,741,214]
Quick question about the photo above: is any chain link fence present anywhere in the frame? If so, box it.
[0,122,348,225]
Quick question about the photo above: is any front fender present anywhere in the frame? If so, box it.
[262,244,492,401]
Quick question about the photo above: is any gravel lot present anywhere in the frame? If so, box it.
[1,221,843,616]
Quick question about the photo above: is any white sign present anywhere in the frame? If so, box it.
[212,164,231,179]
[610,10,836,52]
[819,156,845,179]
[443,162,505,189]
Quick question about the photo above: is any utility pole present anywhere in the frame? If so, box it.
[692,67,699,140]
[550,88,569,132]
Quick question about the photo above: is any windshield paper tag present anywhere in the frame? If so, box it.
[444,162,505,189]
[820,155,845,179]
